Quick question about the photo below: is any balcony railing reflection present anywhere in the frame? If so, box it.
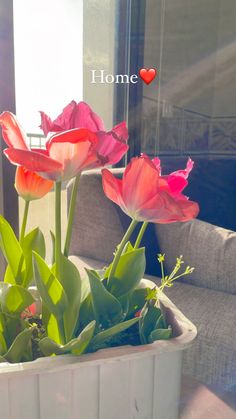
[27,133,46,149]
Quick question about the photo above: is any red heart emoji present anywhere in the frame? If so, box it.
[139,68,157,85]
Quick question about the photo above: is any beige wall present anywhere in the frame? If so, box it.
[83,0,116,130]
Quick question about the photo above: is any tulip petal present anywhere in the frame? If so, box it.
[73,102,105,131]
[111,121,129,142]
[0,112,29,150]
[102,169,127,212]
[15,166,53,201]
[46,128,98,147]
[122,156,160,215]
[40,101,78,135]
[102,155,199,224]
[152,157,161,171]
[134,191,184,222]
[170,158,194,179]
[157,197,200,223]
[40,101,105,135]
[135,191,199,223]
[39,112,54,136]
[164,175,188,196]
[48,141,99,181]
[96,131,129,166]
[4,148,63,174]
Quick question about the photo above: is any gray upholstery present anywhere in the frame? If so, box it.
[157,281,236,392]
[68,169,125,263]
[68,169,236,391]
[156,220,236,295]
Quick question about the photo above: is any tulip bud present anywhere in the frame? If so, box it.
[15,166,53,201]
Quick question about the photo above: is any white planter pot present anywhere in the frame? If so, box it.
[0,279,196,419]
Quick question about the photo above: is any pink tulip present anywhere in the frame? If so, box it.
[39,101,129,166]
[15,166,53,201]
[40,101,105,135]
[102,155,199,223]
[0,112,99,182]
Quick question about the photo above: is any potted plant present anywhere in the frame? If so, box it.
[0,102,198,419]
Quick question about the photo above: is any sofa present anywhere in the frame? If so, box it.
[68,168,236,393]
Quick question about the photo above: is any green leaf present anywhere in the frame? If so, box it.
[122,241,134,254]
[4,327,35,363]
[0,355,6,363]
[148,327,172,343]
[40,320,96,356]
[0,332,7,355]
[54,256,81,341]
[78,294,94,331]
[139,304,163,344]
[0,215,24,285]
[86,269,123,328]
[107,248,146,298]
[71,320,96,355]
[90,317,139,349]
[50,230,55,265]
[4,265,16,285]
[81,272,91,303]
[155,313,167,330]
[118,295,129,316]
[33,252,68,320]
[4,316,23,348]
[0,285,35,315]
[42,304,61,344]
[126,288,149,318]
[22,227,46,287]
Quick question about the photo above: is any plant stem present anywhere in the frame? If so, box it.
[64,174,80,257]
[58,318,66,345]
[20,200,30,244]
[134,221,148,248]
[108,219,138,284]
[55,182,62,278]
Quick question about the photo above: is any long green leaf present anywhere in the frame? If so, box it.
[139,305,162,344]
[40,320,96,356]
[0,285,35,315]
[0,215,24,284]
[53,256,81,341]
[107,248,146,297]
[22,227,46,288]
[126,288,148,318]
[42,304,62,344]
[86,269,123,328]
[4,265,16,285]
[33,252,68,319]
[90,317,139,348]
[0,332,7,355]
[4,327,35,363]
[148,327,172,343]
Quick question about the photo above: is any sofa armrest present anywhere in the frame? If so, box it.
[67,168,125,263]
[156,220,236,295]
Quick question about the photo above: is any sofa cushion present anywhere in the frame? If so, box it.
[156,219,236,295]
[68,170,125,263]
[159,280,236,393]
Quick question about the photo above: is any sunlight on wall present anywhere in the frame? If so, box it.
[13,0,83,133]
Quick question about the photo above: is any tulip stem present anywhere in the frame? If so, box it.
[134,221,148,249]
[20,200,30,244]
[64,174,80,257]
[55,182,62,278]
[108,219,138,284]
